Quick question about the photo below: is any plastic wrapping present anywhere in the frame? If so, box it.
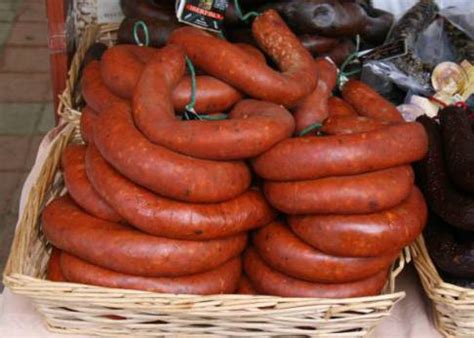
[362,1,474,101]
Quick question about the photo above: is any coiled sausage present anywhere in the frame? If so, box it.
[168,10,318,107]
[86,144,274,240]
[42,195,247,277]
[61,252,242,295]
[237,275,257,295]
[327,96,357,117]
[47,248,66,282]
[264,165,414,215]
[293,57,338,134]
[252,122,428,181]
[289,188,427,257]
[62,145,122,222]
[82,61,123,114]
[244,248,388,298]
[321,115,389,135]
[253,222,397,283]
[92,72,251,203]
[100,44,262,114]
[79,106,97,144]
[342,80,404,122]
[132,45,294,160]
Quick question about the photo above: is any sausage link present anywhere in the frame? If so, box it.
[234,43,266,64]
[253,222,397,283]
[100,45,156,99]
[42,195,247,277]
[100,44,260,114]
[289,188,427,257]
[172,75,243,114]
[168,10,318,107]
[82,61,123,113]
[264,165,414,215]
[252,122,428,181]
[133,45,294,160]
[342,80,404,122]
[237,275,257,295]
[86,144,274,240]
[62,145,122,222]
[293,57,338,134]
[322,115,390,135]
[47,248,66,282]
[79,106,97,144]
[61,252,242,295]
[327,96,357,117]
[92,66,251,203]
[244,248,388,298]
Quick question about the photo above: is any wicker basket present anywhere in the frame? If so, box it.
[411,236,474,337]
[3,24,407,337]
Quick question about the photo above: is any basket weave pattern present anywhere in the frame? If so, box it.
[411,237,474,337]
[3,24,406,336]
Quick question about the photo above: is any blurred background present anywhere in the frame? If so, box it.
[0,0,55,290]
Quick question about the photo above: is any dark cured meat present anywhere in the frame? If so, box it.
[439,107,474,192]
[416,115,474,231]
[424,211,474,278]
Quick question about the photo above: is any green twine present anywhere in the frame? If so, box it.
[133,20,150,47]
[182,56,198,120]
[233,0,259,22]
[298,123,322,137]
[183,56,228,121]
[336,35,361,88]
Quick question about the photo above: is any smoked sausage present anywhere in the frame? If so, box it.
[289,188,427,257]
[252,122,428,181]
[168,10,318,107]
[264,165,414,215]
[253,222,397,283]
[60,252,242,295]
[237,275,257,295]
[82,61,123,114]
[100,44,263,114]
[132,45,294,160]
[172,76,243,114]
[42,195,247,277]
[342,80,404,122]
[327,96,357,117]
[86,144,274,240]
[62,145,122,222]
[47,248,66,282]
[415,116,474,231]
[244,248,388,298]
[79,106,97,144]
[293,57,337,134]
[439,106,474,192]
[92,75,251,203]
[321,115,389,135]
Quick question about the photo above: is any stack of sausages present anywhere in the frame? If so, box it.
[43,10,318,295]
[43,9,429,298]
[247,79,430,298]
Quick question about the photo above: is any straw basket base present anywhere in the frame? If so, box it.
[411,236,474,337]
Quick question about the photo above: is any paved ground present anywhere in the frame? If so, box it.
[0,0,54,290]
